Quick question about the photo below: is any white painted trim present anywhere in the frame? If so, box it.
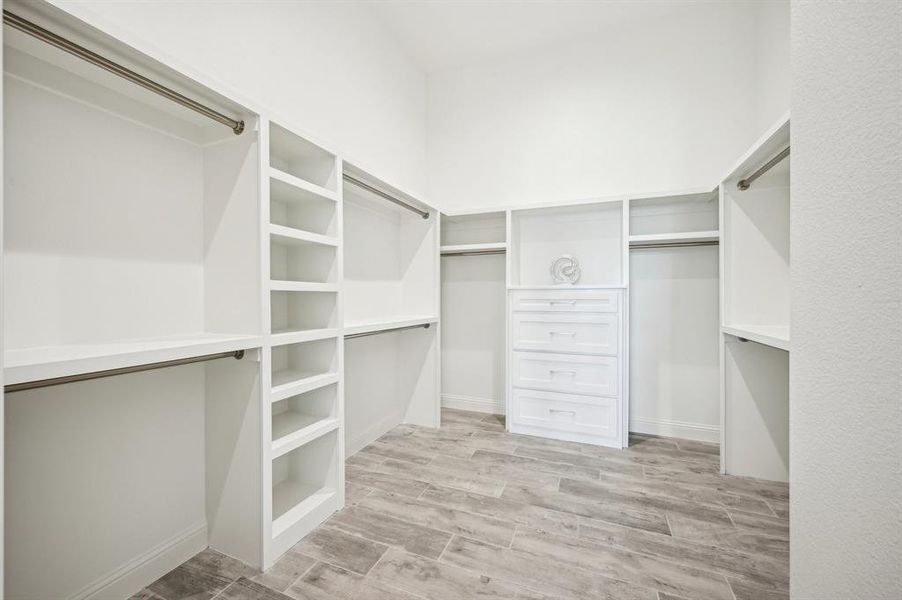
[630,417,719,444]
[442,393,504,415]
[69,521,207,600]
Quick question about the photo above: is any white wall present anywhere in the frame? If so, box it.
[791,2,902,598]
[441,254,506,413]
[54,0,428,197]
[629,246,720,442]
[426,1,790,212]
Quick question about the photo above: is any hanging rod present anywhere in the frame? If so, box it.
[441,249,507,257]
[345,322,431,340]
[343,173,430,219]
[737,146,790,190]
[629,240,719,250]
[3,10,245,135]
[4,349,246,393]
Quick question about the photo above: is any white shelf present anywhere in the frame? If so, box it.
[270,167,338,203]
[270,328,339,347]
[507,284,628,290]
[440,242,507,254]
[629,230,719,245]
[722,324,790,352]
[271,414,339,459]
[271,483,336,538]
[4,333,262,386]
[270,224,338,248]
[271,370,338,401]
[343,315,438,337]
[270,281,338,293]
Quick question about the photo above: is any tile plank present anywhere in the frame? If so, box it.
[285,561,420,600]
[293,526,388,575]
[360,490,518,547]
[441,535,657,600]
[512,528,735,600]
[502,482,673,535]
[371,547,554,600]
[327,505,453,559]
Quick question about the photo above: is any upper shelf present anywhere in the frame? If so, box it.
[721,324,790,352]
[270,168,338,203]
[441,242,507,254]
[4,333,262,386]
[343,315,438,337]
[629,230,720,246]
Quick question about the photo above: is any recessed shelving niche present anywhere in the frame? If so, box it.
[510,202,623,287]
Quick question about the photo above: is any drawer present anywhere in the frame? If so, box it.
[511,388,618,438]
[512,351,618,397]
[512,312,618,355]
[511,289,619,313]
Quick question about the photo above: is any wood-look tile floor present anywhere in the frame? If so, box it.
[134,408,789,600]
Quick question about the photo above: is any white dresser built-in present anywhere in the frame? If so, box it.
[507,201,628,448]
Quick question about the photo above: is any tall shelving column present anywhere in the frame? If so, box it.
[719,114,790,482]
[262,120,344,566]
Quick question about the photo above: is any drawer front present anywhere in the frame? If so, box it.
[511,289,620,313]
[511,389,618,438]
[512,312,618,355]
[512,352,618,397]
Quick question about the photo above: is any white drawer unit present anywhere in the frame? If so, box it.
[512,312,618,355]
[510,389,619,442]
[507,287,625,448]
[510,289,620,313]
[512,351,618,397]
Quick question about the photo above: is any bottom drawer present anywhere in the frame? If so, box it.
[511,388,618,439]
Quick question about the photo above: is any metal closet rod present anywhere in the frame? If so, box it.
[4,350,246,393]
[3,10,245,135]
[738,146,790,190]
[345,323,431,340]
[343,173,430,220]
[629,240,719,250]
[441,249,507,257]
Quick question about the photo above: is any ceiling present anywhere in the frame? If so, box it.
[364,0,704,73]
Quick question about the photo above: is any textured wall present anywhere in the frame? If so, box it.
[790,2,902,597]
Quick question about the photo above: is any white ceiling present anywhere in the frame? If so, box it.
[364,0,702,73]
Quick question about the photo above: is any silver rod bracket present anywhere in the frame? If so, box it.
[737,146,790,191]
[2,10,245,135]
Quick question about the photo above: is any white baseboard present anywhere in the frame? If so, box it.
[630,417,719,443]
[345,410,406,456]
[442,394,505,415]
[71,521,207,600]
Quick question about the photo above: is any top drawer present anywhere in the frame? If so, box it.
[510,289,620,313]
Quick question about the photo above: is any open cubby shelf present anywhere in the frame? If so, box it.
[271,429,340,537]
[441,211,507,246]
[270,224,338,248]
[269,122,338,194]
[628,230,719,245]
[440,242,507,254]
[270,173,338,236]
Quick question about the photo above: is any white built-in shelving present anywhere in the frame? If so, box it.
[3,2,267,597]
[263,120,344,563]
[342,165,441,454]
[719,114,791,482]
[626,189,721,444]
[440,242,507,254]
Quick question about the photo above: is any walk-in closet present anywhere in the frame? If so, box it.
[3,1,899,599]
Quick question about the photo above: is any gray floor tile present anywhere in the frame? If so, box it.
[217,578,293,600]
[250,549,316,592]
[327,504,453,559]
[285,561,420,600]
[292,526,388,575]
[370,547,554,599]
